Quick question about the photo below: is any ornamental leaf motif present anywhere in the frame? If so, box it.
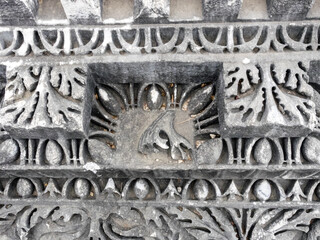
[50,65,86,101]
[225,63,260,98]
[27,206,89,240]
[272,61,313,97]
[3,66,40,105]
[0,205,25,240]
[138,111,193,160]
[251,209,320,240]
[105,207,238,240]
[224,61,316,130]
[0,66,86,132]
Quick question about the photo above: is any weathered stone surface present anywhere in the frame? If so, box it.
[134,0,170,22]
[253,180,272,201]
[196,138,223,165]
[0,0,38,25]
[302,136,320,164]
[267,0,315,20]
[138,110,193,160]
[60,0,102,24]
[0,64,93,139]
[203,0,242,21]
[0,22,319,57]
[219,61,317,138]
[253,138,273,165]
[90,62,221,84]
[0,139,19,164]
[0,0,320,239]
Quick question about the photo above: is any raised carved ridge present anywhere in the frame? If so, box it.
[0,21,319,57]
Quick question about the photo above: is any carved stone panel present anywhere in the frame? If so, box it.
[0,0,320,239]
[219,61,317,138]
[0,64,93,139]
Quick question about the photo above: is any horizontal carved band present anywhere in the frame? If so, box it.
[1,177,320,205]
[1,204,320,239]
[0,61,319,168]
[2,135,320,167]
[0,21,319,57]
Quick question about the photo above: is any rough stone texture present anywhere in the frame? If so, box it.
[219,61,317,138]
[203,0,243,21]
[0,64,93,139]
[0,0,38,25]
[0,0,320,239]
[134,0,170,22]
[60,0,102,24]
[267,0,315,20]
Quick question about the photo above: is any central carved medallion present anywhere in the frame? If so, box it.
[138,110,193,160]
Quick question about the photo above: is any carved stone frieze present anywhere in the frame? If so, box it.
[2,204,320,240]
[0,21,319,57]
[0,64,93,139]
[0,177,320,239]
[0,0,320,239]
[219,61,317,137]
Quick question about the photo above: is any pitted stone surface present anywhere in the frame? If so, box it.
[219,61,317,138]
[0,64,93,139]
[0,0,320,239]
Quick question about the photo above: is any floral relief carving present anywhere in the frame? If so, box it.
[0,65,92,139]
[1,203,320,240]
[220,61,317,137]
[0,1,319,239]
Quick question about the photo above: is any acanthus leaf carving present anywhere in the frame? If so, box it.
[50,65,86,101]
[0,65,92,139]
[220,61,317,138]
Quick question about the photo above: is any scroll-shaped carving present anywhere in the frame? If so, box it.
[0,23,319,57]
[1,203,320,240]
[219,61,317,138]
[0,65,93,139]
[138,110,192,160]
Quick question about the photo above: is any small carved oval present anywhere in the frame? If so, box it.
[302,136,320,164]
[196,138,223,165]
[88,139,114,164]
[147,84,162,110]
[253,180,271,201]
[253,138,272,165]
[134,179,150,200]
[315,184,320,199]
[0,139,19,164]
[98,88,121,116]
[193,179,209,201]
[188,85,213,115]
[45,140,63,165]
[74,178,90,199]
[16,178,34,198]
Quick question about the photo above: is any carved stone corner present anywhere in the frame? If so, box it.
[0,64,93,139]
